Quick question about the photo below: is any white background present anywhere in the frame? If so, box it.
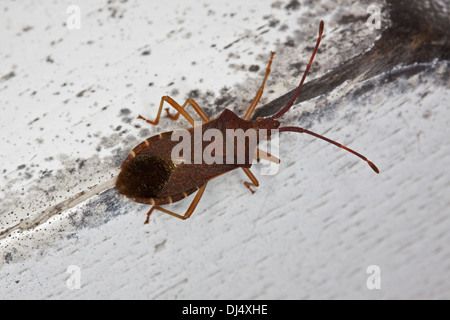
[1,0,449,299]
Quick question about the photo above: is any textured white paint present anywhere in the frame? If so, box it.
[1,0,449,299]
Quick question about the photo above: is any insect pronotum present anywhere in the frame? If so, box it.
[116,20,379,223]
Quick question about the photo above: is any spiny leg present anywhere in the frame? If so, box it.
[145,184,207,223]
[242,168,259,194]
[243,51,275,121]
[166,98,209,123]
[140,95,269,195]
[138,95,195,126]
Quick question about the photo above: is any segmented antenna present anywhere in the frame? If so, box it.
[278,126,379,173]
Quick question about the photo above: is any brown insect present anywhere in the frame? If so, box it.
[116,21,379,223]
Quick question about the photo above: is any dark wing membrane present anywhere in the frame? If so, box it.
[116,154,176,198]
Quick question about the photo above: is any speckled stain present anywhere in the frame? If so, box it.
[1,0,447,247]
[1,71,16,82]
[67,188,126,230]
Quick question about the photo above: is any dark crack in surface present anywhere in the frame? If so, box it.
[253,0,450,119]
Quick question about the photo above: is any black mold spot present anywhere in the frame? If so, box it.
[76,89,90,98]
[285,0,300,10]
[139,128,150,138]
[422,110,432,119]
[254,0,449,120]
[141,50,151,56]
[4,252,13,264]
[187,89,200,99]
[284,39,295,47]
[289,62,304,77]
[214,88,236,108]
[269,19,280,28]
[120,108,131,116]
[112,148,130,167]
[97,134,121,150]
[122,117,133,124]
[28,117,40,125]
[22,26,33,32]
[338,15,367,24]
[77,159,86,170]
[66,233,78,240]
[249,65,260,72]
[1,71,15,82]
[279,24,289,32]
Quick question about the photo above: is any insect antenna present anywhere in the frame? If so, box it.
[278,126,379,173]
[272,20,324,120]
[270,20,378,173]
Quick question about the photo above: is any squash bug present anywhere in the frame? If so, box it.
[116,21,379,223]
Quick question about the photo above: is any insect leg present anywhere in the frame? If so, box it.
[138,96,195,126]
[254,148,280,164]
[243,51,275,121]
[242,149,280,194]
[242,168,259,194]
[141,95,275,196]
[163,96,275,166]
[165,98,210,123]
[144,184,207,222]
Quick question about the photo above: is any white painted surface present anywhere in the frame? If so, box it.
[1,0,449,299]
